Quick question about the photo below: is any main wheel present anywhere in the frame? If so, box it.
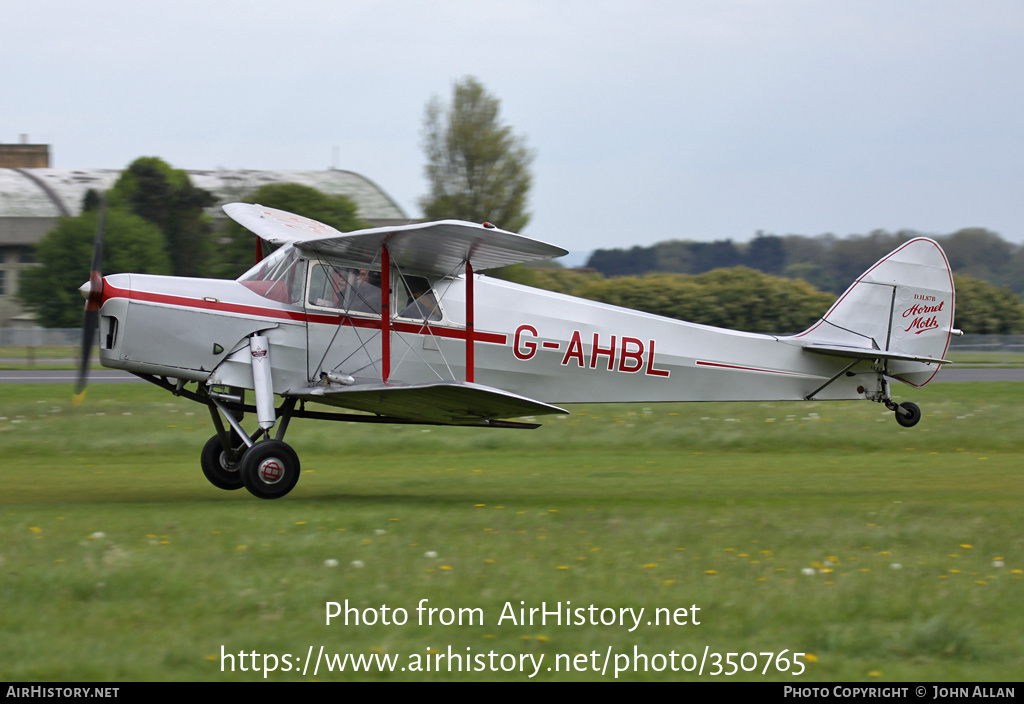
[200,433,244,490]
[894,401,922,428]
[239,440,301,499]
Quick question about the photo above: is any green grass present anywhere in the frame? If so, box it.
[1,383,1022,681]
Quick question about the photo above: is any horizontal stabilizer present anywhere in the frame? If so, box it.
[292,381,567,425]
[223,203,566,273]
[802,343,951,365]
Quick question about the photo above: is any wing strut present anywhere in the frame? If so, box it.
[379,243,477,385]
[465,260,475,383]
[381,244,391,383]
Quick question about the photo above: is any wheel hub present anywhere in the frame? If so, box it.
[257,458,285,484]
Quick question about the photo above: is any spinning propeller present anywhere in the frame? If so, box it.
[73,198,107,407]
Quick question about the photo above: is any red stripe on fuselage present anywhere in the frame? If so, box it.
[101,281,507,345]
[695,360,804,376]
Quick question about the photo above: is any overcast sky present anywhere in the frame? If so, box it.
[4,0,1023,254]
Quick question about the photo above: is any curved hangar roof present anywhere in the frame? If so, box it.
[0,168,408,221]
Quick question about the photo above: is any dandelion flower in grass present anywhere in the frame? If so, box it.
[556,565,569,570]
[643,563,657,569]
[440,565,452,571]
[704,570,718,575]
[804,654,818,663]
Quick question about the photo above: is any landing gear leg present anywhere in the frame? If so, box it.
[872,377,923,428]
[204,390,302,499]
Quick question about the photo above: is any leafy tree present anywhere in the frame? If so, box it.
[108,157,217,277]
[420,76,534,232]
[212,183,366,278]
[18,208,170,327]
[587,245,658,277]
[573,267,835,333]
[952,274,1024,334]
[688,240,742,273]
[942,228,1014,287]
[745,233,787,275]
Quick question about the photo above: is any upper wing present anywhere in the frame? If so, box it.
[291,381,568,425]
[223,203,567,274]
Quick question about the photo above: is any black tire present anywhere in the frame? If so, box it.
[894,401,922,428]
[200,433,244,490]
[239,440,301,499]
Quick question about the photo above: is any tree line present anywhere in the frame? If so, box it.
[587,229,1024,296]
[577,229,1024,334]
[498,264,1024,335]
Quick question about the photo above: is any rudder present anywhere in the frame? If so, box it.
[796,238,955,387]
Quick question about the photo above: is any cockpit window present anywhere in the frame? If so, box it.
[307,261,382,315]
[304,260,443,321]
[238,246,306,306]
[395,274,442,321]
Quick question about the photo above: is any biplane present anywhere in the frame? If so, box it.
[76,204,956,499]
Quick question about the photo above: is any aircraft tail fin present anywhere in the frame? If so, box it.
[794,238,955,387]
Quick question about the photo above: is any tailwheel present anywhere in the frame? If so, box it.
[239,440,301,499]
[894,401,922,428]
[200,432,244,490]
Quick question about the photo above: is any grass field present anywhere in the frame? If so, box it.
[1,382,1021,681]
